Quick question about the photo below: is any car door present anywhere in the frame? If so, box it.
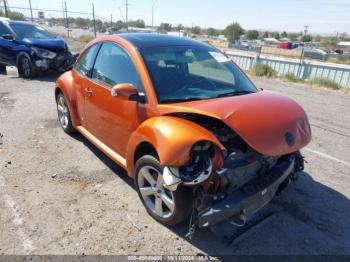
[84,41,147,157]
[0,22,16,65]
[72,42,101,125]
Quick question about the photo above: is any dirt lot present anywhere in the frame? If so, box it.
[0,68,350,258]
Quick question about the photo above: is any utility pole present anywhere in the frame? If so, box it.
[92,3,96,38]
[152,0,157,28]
[64,1,69,37]
[3,0,9,18]
[125,0,128,31]
[28,0,34,23]
[110,13,113,27]
[304,25,309,35]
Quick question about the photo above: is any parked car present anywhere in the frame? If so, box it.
[0,18,76,78]
[55,33,311,229]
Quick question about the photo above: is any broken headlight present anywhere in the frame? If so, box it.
[179,141,214,185]
[31,47,57,59]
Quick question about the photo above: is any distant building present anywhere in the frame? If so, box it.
[338,41,350,47]
[167,31,188,37]
[38,11,45,20]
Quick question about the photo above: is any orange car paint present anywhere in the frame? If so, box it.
[56,35,311,177]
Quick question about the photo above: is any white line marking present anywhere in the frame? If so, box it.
[0,175,35,252]
[304,147,350,167]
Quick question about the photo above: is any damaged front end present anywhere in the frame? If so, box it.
[162,114,305,233]
[31,46,77,73]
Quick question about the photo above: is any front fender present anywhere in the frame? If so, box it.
[55,71,80,127]
[126,116,226,176]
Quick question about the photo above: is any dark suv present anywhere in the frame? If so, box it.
[0,18,76,78]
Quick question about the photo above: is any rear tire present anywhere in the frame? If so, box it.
[56,92,75,134]
[135,155,192,226]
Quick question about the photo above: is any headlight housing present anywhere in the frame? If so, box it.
[31,47,57,59]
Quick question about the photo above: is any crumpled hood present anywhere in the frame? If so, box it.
[157,91,311,156]
[22,38,67,51]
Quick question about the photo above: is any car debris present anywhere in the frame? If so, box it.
[6,66,19,78]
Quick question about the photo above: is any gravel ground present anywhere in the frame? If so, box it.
[0,69,349,258]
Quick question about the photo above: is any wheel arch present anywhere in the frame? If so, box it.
[126,116,226,177]
[16,51,34,75]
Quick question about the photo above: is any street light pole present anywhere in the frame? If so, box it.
[152,0,157,28]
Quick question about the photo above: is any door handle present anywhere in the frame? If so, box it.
[85,88,93,97]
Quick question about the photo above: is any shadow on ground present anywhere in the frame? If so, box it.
[69,132,350,258]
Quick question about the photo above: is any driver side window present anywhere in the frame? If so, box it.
[91,42,144,92]
[75,43,100,77]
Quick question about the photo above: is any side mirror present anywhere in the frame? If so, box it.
[1,34,14,41]
[111,83,145,103]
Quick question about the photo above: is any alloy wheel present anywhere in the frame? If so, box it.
[137,166,175,219]
[57,95,69,129]
[22,57,31,77]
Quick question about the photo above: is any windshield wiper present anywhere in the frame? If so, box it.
[217,90,255,98]
[160,97,204,103]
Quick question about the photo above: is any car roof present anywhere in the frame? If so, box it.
[118,33,213,49]
[6,20,34,26]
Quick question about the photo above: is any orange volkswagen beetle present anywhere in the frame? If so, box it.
[55,33,311,228]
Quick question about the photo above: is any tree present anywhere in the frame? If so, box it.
[128,19,145,28]
[176,24,184,31]
[0,10,25,21]
[207,27,218,36]
[301,35,312,42]
[314,35,321,42]
[75,18,90,28]
[245,30,259,40]
[115,20,125,30]
[191,26,201,35]
[281,31,288,38]
[275,32,280,39]
[158,23,172,32]
[262,31,269,38]
[224,22,244,42]
[287,33,299,41]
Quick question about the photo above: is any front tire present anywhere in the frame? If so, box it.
[135,155,192,226]
[19,56,35,78]
[56,92,75,134]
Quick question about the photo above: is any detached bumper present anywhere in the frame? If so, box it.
[198,155,295,227]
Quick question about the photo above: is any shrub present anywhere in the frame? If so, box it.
[309,77,341,90]
[78,35,94,44]
[283,73,299,82]
[326,56,350,65]
[250,64,276,78]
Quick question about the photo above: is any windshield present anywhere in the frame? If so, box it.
[140,46,257,103]
[9,22,53,40]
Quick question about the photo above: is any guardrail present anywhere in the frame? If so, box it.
[225,51,350,88]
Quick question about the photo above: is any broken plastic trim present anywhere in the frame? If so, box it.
[163,141,214,191]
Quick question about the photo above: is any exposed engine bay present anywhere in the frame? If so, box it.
[162,113,304,231]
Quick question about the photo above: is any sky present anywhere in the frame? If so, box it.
[5,0,350,34]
